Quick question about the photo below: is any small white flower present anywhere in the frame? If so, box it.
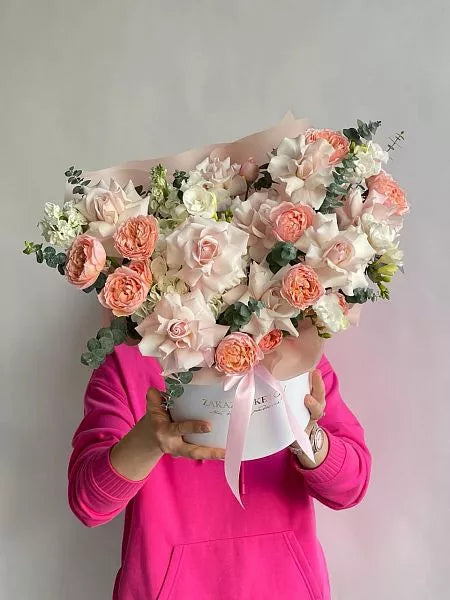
[313,293,349,334]
[38,201,87,249]
[361,212,400,253]
[182,184,217,218]
[352,142,389,181]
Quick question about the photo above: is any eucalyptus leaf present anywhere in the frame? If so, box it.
[97,328,113,340]
[99,336,114,353]
[87,338,101,351]
[177,371,193,384]
[111,328,127,345]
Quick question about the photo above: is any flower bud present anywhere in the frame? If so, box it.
[239,157,259,184]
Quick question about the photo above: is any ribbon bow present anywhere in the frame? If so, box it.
[223,364,314,507]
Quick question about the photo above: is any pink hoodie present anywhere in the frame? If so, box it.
[68,344,371,600]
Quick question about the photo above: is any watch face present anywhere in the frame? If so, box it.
[312,426,324,452]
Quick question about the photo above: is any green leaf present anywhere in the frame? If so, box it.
[87,338,101,351]
[92,347,106,362]
[343,127,361,144]
[36,249,44,263]
[97,327,113,340]
[166,377,180,386]
[43,246,56,257]
[57,264,65,276]
[111,328,127,345]
[99,336,114,353]
[55,253,66,265]
[111,316,127,331]
[81,351,96,367]
[169,383,184,398]
[177,371,193,384]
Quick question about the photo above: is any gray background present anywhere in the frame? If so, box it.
[1,1,449,598]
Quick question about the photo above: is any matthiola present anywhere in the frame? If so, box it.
[38,201,87,249]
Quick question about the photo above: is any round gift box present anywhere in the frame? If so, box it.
[169,371,311,460]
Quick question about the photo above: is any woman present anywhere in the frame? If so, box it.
[68,342,371,600]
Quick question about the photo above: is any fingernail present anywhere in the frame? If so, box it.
[201,424,211,433]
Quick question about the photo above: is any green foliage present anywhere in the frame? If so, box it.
[254,170,273,191]
[65,165,91,195]
[343,119,381,144]
[82,271,107,294]
[318,154,359,214]
[266,241,299,273]
[23,241,66,272]
[217,298,265,332]
[343,287,378,304]
[80,317,129,369]
[162,369,197,405]
[172,170,188,189]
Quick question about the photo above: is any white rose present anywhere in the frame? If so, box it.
[361,213,400,253]
[182,184,217,218]
[313,293,349,334]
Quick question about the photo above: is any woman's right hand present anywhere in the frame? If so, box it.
[145,387,226,461]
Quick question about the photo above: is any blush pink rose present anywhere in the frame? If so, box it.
[215,332,263,375]
[366,171,409,216]
[306,128,350,165]
[65,234,106,289]
[128,259,153,286]
[281,264,324,309]
[98,266,150,317]
[270,201,315,243]
[258,329,283,354]
[113,215,158,260]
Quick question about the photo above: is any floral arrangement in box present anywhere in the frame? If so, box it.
[24,115,408,501]
[24,116,407,389]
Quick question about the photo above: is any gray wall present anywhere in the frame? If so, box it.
[1,1,449,598]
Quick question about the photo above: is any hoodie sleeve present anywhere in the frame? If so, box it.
[291,354,372,510]
[68,352,159,528]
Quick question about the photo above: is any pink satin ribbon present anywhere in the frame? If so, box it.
[223,364,314,507]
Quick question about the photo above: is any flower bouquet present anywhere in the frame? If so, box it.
[24,113,408,503]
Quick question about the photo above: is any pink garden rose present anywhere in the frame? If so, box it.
[65,234,106,289]
[270,201,315,243]
[215,332,263,375]
[366,171,409,216]
[75,179,148,255]
[98,266,150,317]
[166,216,249,300]
[306,128,350,165]
[281,264,324,310]
[258,329,283,354]
[113,215,159,260]
[136,289,229,374]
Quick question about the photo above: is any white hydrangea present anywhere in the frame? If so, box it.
[38,201,87,248]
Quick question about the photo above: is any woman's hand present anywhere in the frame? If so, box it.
[145,388,226,461]
[290,368,329,469]
[304,368,326,434]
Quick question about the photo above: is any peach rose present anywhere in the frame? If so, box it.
[281,264,324,310]
[128,259,153,286]
[270,201,315,243]
[98,266,150,317]
[65,234,106,289]
[366,171,409,216]
[215,332,263,375]
[258,329,283,354]
[113,215,158,260]
[306,128,350,165]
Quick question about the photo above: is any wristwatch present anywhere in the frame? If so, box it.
[289,423,325,457]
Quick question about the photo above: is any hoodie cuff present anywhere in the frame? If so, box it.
[292,428,347,485]
[90,446,151,501]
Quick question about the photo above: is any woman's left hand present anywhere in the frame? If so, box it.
[304,369,326,434]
